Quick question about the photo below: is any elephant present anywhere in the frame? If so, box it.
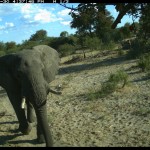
[0,45,61,147]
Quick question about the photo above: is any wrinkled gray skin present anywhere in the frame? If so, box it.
[0,45,60,147]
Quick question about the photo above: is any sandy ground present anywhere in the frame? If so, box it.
[0,50,150,147]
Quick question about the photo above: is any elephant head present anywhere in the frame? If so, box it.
[0,45,60,147]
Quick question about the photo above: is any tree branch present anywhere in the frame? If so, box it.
[111,3,134,29]
[59,3,137,29]
[59,3,78,11]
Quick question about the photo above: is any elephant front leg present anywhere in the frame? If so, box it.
[7,91,32,135]
[35,103,53,147]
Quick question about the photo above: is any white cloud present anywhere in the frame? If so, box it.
[60,21,71,26]
[0,22,14,31]
[34,9,63,23]
[0,4,22,15]
[0,25,5,30]
[20,5,63,24]
[23,14,31,19]
[34,9,56,23]
[21,4,32,14]
[58,9,70,17]
[5,22,14,28]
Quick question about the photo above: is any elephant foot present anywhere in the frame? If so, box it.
[19,123,32,135]
[37,134,45,144]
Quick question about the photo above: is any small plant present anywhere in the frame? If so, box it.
[87,70,129,100]
[117,48,125,56]
[108,69,129,88]
[138,53,150,72]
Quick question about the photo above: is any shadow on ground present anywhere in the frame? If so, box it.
[59,55,128,75]
[0,133,23,146]
[8,138,38,145]
[132,75,150,83]
[0,121,18,126]
[0,134,38,146]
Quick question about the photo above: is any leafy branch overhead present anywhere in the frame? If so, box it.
[60,3,148,29]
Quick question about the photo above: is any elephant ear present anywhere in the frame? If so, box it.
[32,45,60,83]
[0,53,20,88]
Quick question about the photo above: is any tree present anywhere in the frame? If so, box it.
[60,31,69,37]
[29,29,47,42]
[0,41,6,51]
[70,4,113,43]
[119,23,132,39]
[0,41,6,56]
[60,3,148,29]
[5,41,16,51]
[138,4,150,40]
[21,40,38,49]
[70,3,114,43]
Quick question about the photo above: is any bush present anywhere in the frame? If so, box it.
[87,70,129,100]
[117,48,125,56]
[0,51,6,56]
[102,41,116,50]
[108,69,129,88]
[83,36,102,50]
[126,38,150,59]
[138,53,150,72]
[58,44,75,57]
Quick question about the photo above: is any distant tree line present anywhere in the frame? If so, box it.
[0,21,138,57]
[0,3,149,58]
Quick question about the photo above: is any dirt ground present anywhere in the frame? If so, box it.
[0,50,150,147]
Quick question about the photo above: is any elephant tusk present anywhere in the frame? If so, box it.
[21,97,26,109]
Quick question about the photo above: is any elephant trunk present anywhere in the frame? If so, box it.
[21,75,53,146]
[35,104,53,147]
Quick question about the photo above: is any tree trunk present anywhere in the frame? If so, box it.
[82,49,86,59]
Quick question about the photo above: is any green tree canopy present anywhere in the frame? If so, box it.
[29,29,47,42]
[60,31,69,37]
[70,3,114,43]
[5,41,16,51]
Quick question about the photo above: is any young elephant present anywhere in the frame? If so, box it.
[0,45,60,147]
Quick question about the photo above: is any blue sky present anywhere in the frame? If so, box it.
[0,4,139,44]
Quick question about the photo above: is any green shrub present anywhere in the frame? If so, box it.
[87,70,129,100]
[83,36,103,50]
[117,48,125,56]
[0,51,6,56]
[126,38,150,59]
[108,69,129,88]
[138,53,150,72]
[58,44,75,57]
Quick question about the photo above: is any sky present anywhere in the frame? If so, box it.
[0,3,139,44]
